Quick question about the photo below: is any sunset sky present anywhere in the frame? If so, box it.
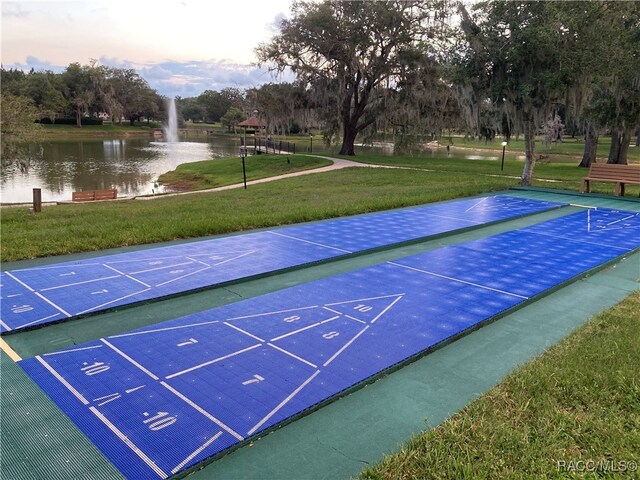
[1,0,295,97]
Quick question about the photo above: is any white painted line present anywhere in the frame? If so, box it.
[171,432,223,474]
[606,213,637,226]
[323,325,370,367]
[155,266,211,287]
[370,294,404,324]
[160,381,244,441]
[43,344,103,356]
[101,339,160,380]
[210,250,256,267]
[322,307,343,316]
[75,288,151,316]
[464,197,489,213]
[108,319,220,338]
[344,315,367,325]
[247,370,320,436]
[270,315,340,342]
[267,343,318,368]
[127,261,194,275]
[267,231,352,254]
[588,208,591,233]
[569,203,597,209]
[223,322,265,342]
[89,406,167,479]
[33,292,72,318]
[14,312,64,331]
[103,264,152,288]
[325,293,404,307]
[589,225,640,233]
[125,385,146,394]
[388,262,529,299]
[226,305,319,322]
[185,256,211,267]
[165,344,261,379]
[522,230,630,251]
[39,275,120,292]
[4,272,35,292]
[0,320,12,332]
[36,356,89,405]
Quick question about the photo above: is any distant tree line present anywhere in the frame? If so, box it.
[3,1,638,186]
[1,61,166,127]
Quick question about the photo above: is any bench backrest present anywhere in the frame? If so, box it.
[72,189,117,201]
[588,164,640,183]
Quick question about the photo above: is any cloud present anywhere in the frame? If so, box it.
[3,55,294,98]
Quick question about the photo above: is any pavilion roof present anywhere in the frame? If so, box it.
[237,115,266,128]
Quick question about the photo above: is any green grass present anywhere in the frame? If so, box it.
[361,292,640,480]
[40,123,160,138]
[157,154,332,191]
[338,154,640,196]
[0,167,514,261]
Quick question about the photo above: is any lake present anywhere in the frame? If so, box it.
[0,136,522,204]
[0,137,243,204]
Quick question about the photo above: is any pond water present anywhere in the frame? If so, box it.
[0,136,527,204]
[0,137,242,203]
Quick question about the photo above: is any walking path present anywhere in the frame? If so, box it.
[135,155,395,200]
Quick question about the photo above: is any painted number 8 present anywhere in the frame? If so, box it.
[283,315,300,323]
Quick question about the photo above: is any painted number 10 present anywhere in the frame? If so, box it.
[353,304,372,312]
[143,411,177,431]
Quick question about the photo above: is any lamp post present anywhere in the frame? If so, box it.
[501,141,508,171]
[309,133,313,153]
[240,146,248,189]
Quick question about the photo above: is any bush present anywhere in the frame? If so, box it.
[37,117,104,126]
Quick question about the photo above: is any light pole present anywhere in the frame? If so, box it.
[501,141,508,171]
[240,146,248,189]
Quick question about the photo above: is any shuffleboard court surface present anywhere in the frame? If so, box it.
[20,208,640,479]
[0,195,563,333]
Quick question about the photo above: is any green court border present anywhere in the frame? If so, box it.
[1,188,638,480]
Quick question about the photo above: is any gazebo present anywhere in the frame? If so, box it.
[237,115,267,147]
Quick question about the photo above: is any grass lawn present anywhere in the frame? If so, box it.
[361,292,640,480]
[2,154,637,261]
[156,154,332,191]
[0,166,514,261]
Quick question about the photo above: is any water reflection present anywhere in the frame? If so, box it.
[0,137,240,203]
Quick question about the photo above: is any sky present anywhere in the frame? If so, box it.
[1,0,295,98]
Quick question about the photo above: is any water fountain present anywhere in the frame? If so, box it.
[164,97,179,143]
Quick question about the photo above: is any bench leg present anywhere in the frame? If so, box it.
[581,179,590,193]
[620,183,625,196]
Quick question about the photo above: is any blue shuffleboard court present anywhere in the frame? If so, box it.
[0,195,564,333]
[20,207,640,479]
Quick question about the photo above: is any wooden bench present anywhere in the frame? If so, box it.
[72,189,118,202]
[580,164,640,196]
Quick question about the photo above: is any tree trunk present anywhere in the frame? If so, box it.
[579,125,598,168]
[608,129,620,163]
[519,120,536,186]
[607,127,631,164]
[636,127,639,147]
[339,123,357,156]
[76,108,82,128]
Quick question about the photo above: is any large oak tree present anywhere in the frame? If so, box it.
[257,0,448,155]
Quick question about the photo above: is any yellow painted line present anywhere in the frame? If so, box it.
[0,337,22,361]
